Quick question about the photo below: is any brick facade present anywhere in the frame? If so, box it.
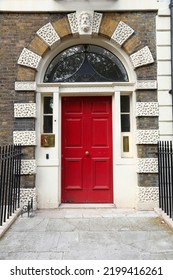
[0,11,158,207]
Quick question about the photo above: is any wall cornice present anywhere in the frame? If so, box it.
[0,0,159,12]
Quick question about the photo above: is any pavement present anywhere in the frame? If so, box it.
[0,207,173,260]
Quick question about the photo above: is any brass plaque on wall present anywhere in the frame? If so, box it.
[41,134,55,147]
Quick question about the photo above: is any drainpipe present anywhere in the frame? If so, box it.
[170,0,173,126]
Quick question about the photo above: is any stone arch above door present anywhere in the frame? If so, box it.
[15,11,155,90]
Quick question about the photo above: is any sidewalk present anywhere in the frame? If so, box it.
[0,207,173,260]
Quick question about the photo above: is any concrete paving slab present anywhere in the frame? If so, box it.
[0,208,173,260]
[65,218,90,231]
[0,252,9,260]
[4,252,40,260]
[0,231,27,253]
[79,231,121,246]
[63,249,117,260]
[57,232,79,251]
[46,218,79,232]
[141,252,168,260]
[37,252,64,260]
[9,217,49,232]
[119,217,167,231]
[22,231,61,252]
[165,253,173,259]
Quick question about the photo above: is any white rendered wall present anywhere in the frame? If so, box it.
[36,90,61,208]
[112,92,137,208]
[157,0,173,140]
[114,164,137,208]
[36,166,60,208]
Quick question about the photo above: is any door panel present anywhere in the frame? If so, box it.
[92,158,111,189]
[61,96,113,203]
[92,118,109,147]
[64,158,83,190]
[66,119,83,147]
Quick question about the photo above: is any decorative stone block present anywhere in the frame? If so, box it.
[130,46,154,68]
[20,188,37,210]
[77,11,94,35]
[92,12,103,34]
[36,22,60,47]
[14,103,36,118]
[68,12,78,34]
[136,130,159,144]
[21,160,36,175]
[136,102,159,116]
[15,81,36,91]
[137,186,159,203]
[68,11,101,36]
[137,158,158,173]
[13,131,36,146]
[111,21,134,46]
[136,80,157,89]
[17,48,42,69]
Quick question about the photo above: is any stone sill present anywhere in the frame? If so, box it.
[0,208,22,239]
[154,207,173,232]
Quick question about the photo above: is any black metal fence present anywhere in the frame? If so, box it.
[158,141,173,219]
[0,145,22,226]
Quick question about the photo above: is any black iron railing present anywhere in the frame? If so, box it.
[21,197,34,217]
[158,141,173,219]
[0,145,22,226]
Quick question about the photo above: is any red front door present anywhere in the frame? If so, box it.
[61,96,113,203]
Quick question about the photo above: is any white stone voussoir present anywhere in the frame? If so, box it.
[36,22,60,47]
[68,12,79,35]
[130,46,154,68]
[92,12,102,34]
[17,48,42,69]
[111,21,134,46]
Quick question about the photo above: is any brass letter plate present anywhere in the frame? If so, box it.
[41,134,55,147]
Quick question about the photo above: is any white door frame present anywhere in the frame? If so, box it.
[36,82,137,208]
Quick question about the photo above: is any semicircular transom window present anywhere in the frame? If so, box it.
[44,44,129,83]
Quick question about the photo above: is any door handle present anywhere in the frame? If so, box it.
[85,151,90,156]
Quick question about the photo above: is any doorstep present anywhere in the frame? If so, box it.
[59,203,116,209]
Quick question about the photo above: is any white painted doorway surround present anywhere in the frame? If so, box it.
[35,82,137,208]
[35,37,137,209]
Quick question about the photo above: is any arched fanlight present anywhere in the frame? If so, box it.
[44,44,129,83]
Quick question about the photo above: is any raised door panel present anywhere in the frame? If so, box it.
[65,118,83,148]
